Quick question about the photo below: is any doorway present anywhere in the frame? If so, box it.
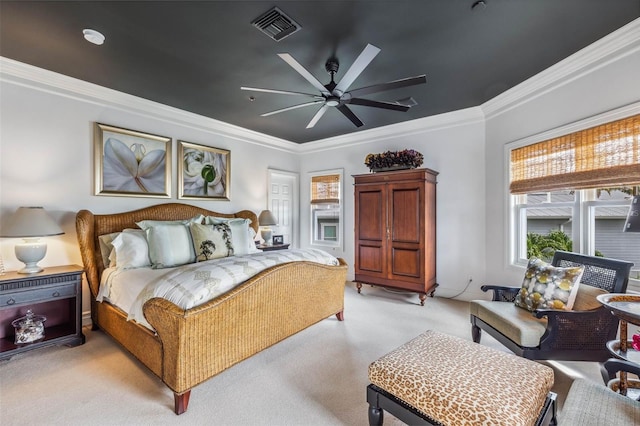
[267,169,299,248]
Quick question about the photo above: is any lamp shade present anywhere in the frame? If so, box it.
[1,207,64,274]
[1,207,64,237]
[258,210,277,226]
[624,195,640,233]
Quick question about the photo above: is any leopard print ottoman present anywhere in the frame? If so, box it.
[368,330,554,426]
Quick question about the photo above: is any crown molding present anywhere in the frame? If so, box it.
[482,18,640,120]
[0,57,297,153]
[297,107,485,154]
[506,101,640,151]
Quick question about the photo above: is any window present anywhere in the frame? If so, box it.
[509,113,640,287]
[309,169,343,248]
[513,190,576,262]
[513,188,639,271]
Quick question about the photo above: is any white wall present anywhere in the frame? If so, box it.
[483,21,640,286]
[298,108,488,299]
[0,64,300,317]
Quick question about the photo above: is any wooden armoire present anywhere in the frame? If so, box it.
[353,168,438,305]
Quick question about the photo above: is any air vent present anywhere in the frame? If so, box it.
[252,7,301,42]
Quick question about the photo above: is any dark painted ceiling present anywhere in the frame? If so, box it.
[1,1,638,143]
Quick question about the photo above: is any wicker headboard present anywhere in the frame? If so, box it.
[76,203,258,298]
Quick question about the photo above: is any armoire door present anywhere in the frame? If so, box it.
[355,183,387,280]
[388,181,424,284]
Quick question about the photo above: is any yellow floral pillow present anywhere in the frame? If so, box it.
[514,258,584,311]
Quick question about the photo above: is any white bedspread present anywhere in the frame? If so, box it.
[98,248,339,330]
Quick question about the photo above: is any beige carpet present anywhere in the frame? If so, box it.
[0,282,602,425]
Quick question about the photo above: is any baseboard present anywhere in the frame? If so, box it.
[82,311,92,327]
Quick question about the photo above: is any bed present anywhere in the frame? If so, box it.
[75,203,348,414]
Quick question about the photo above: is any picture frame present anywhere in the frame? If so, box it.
[94,123,171,198]
[178,140,230,200]
[272,235,284,245]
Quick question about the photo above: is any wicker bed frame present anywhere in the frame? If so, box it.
[76,203,348,415]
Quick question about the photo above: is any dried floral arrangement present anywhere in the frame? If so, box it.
[364,149,424,171]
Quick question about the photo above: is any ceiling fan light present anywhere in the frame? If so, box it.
[326,97,340,107]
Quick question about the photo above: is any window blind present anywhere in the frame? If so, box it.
[510,114,640,194]
[311,174,340,204]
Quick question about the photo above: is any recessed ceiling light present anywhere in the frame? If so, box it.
[83,29,105,45]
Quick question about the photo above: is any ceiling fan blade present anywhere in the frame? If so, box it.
[348,75,427,98]
[306,105,330,128]
[241,86,324,99]
[261,100,325,117]
[277,53,331,96]
[349,98,410,112]
[337,104,364,127]
[333,44,381,96]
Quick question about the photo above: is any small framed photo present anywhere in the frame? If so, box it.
[94,123,171,198]
[178,140,230,200]
[272,235,284,245]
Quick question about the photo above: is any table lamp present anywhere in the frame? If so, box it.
[1,207,64,274]
[624,195,640,233]
[258,210,277,245]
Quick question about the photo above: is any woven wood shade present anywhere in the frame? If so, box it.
[510,114,640,194]
[311,174,340,204]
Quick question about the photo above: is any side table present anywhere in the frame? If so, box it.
[597,293,640,397]
[257,243,290,252]
[0,265,85,360]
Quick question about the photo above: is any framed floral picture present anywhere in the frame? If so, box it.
[94,123,171,198]
[178,140,230,200]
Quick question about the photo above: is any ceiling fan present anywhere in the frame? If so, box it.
[241,44,426,129]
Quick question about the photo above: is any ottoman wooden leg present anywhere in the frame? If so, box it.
[368,405,384,426]
[367,384,384,426]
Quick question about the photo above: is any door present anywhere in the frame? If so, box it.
[267,169,298,247]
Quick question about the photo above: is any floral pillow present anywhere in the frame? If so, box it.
[514,258,584,311]
[189,223,233,261]
[204,216,261,255]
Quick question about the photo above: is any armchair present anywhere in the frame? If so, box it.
[470,251,633,362]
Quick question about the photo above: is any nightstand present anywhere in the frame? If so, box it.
[257,243,290,252]
[0,265,85,360]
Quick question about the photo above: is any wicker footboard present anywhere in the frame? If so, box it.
[147,257,347,413]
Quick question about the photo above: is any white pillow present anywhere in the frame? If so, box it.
[108,246,117,268]
[110,229,151,269]
[144,223,196,268]
[98,231,120,268]
[205,216,260,255]
[189,222,233,261]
